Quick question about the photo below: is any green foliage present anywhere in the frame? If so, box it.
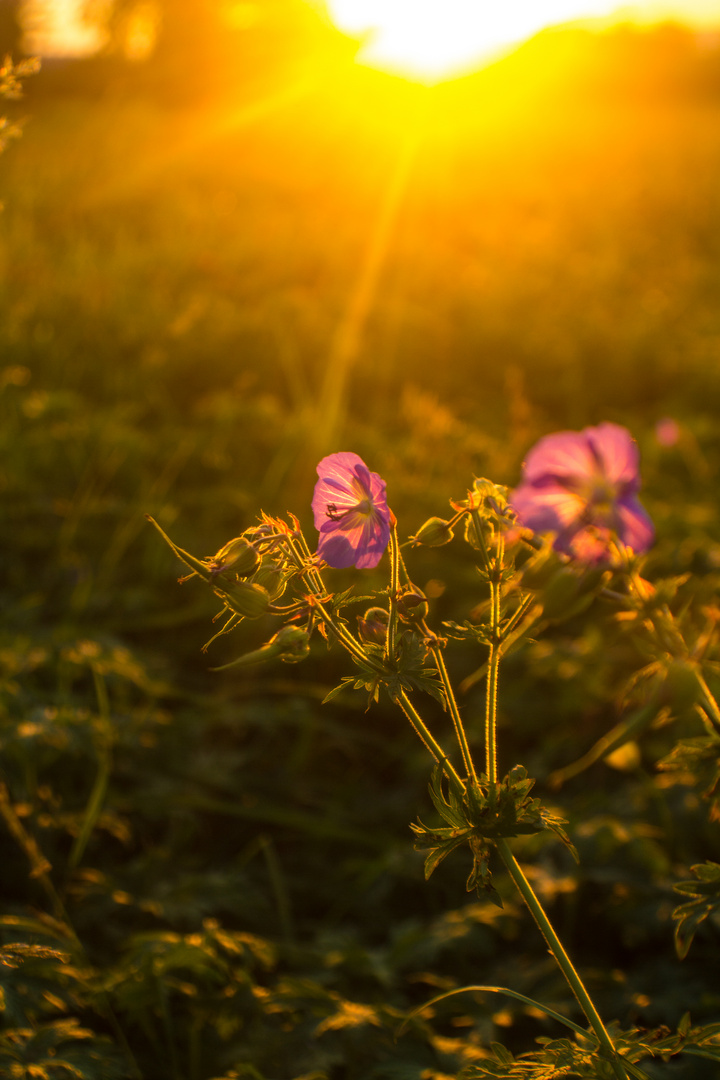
[412,767,576,905]
[3,39,720,1080]
[463,1017,720,1079]
[672,862,720,960]
[0,1019,129,1080]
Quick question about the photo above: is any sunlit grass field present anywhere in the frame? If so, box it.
[2,35,720,1078]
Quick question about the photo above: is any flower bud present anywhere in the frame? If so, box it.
[397,587,429,623]
[412,517,455,547]
[357,607,389,645]
[252,564,286,601]
[269,625,311,663]
[207,537,260,577]
[215,581,270,619]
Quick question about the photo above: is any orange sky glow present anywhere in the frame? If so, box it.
[24,0,720,82]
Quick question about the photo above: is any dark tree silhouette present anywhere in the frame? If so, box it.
[0,0,23,58]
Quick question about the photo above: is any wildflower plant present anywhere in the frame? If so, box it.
[150,432,720,1079]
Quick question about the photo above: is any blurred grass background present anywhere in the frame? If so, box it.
[1,3,720,1077]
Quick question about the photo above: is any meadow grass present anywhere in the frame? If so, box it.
[1,49,720,1078]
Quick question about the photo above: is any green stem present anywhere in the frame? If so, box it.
[68,667,113,870]
[395,690,464,792]
[285,527,385,674]
[485,576,501,784]
[497,839,628,1080]
[469,508,492,570]
[501,592,536,638]
[428,638,477,784]
[386,525,400,662]
[695,670,720,732]
[315,598,385,671]
[469,507,500,781]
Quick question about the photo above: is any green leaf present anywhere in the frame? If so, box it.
[672,861,720,958]
[421,835,468,880]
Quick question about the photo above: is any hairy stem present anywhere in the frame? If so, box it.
[485,576,501,783]
[497,839,628,1080]
[695,670,720,732]
[386,525,400,662]
[428,639,477,784]
[395,690,465,791]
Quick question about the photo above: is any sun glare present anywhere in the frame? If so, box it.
[327,0,620,82]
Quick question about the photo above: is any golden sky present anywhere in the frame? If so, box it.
[25,0,720,79]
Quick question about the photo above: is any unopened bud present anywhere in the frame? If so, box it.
[357,607,389,645]
[252,564,286,600]
[412,517,455,547]
[207,537,260,577]
[215,581,270,619]
[397,587,429,623]
[269,625,311,663]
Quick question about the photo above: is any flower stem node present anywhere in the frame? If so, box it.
[411,517,455,547]
[206,537,260,577]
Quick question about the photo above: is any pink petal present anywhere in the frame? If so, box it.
[585,423,640,489]
[615,497,654,554]
[562,526,614,563]
[312,452,366,528]
[522,430,597,485]
[511,481,586,533]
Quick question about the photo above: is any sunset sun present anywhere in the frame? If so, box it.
[326,0,620,81]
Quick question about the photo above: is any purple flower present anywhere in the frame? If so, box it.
[312,452,391,569]
[510,423,654,562]
[655,417,680,448]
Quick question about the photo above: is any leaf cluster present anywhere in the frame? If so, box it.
[324,631,444,708]
[463,1015,720,1079]
[412,767,576,905]
[672,861,720,959]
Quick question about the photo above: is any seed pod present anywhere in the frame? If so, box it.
[357,607,389,645]
[207,537,260,577]
[270,625,311,663]
[397,587,429,623]
[412,517,455,547]
[252,564,286,600]
[216,581,270,619]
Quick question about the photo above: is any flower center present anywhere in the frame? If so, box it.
[325,497,374,522]
[577,474,620,526]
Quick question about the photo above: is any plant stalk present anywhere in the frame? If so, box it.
[497,839,628,1080]
[395,690,464,791]
[428,638,477,784]
[386,525,400,662]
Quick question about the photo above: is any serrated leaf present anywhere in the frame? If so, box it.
[320,678,356,705]
[422,835,468,880]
